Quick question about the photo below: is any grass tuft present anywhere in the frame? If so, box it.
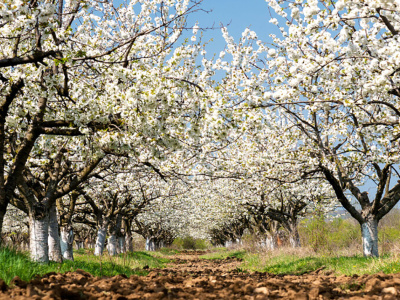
[201,247,400,276]
[0,247,170,285]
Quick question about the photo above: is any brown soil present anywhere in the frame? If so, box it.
[1,251,400,299]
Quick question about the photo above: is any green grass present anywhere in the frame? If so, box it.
[201,248,400,276]
[0,247,170,285]
[200,249,246,260]
[153,248,180,256]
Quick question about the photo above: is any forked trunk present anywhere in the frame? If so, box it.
[361,218,379,257]
[94,226,107,256]
[60,225,74,261]
[107,234,118,256]
[29,210,49,263]
[48,204,62,263]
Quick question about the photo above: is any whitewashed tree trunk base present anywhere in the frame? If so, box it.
[94,227,107,256]
[361,219,379,257]
[118,236,126,254]
[288,221,301,248]
[107,235,118,256]
[30,213,49,263]
[264,235,277,250]
[48,205,62,263]
[224,240,233,248]
[60,226,74,261]
[145,237,156,251]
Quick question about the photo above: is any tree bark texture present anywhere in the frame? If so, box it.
[288,221,301,248]
[60,225,74,261]
[94,226,107,256]
[48,204,63,263]
[0,208,5,246]
[264,234,277,250]
[107,234,118,256]
[146,237,158,251]
[361,218,379,257]
[118,236,126,254]
[125,232,133,252]
[29,211,49,263]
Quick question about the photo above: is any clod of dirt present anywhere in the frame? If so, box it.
[0,280,7,292]
[10,276,27,288]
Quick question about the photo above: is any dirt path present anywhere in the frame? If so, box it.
[1,251,400,299]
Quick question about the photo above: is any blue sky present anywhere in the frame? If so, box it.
[187,0,279,55]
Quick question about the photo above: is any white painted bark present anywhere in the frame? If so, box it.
[94,227,107,256]
[361,219,379,257]
[107,234,118,256]
[288,221,301,248]
[265,235,277,250]
[118,236,126,254]
[145,237,156,251]
[60,226,74,261]
[48,204,63,262]
[29,214,49,263]
[224,240,233,248]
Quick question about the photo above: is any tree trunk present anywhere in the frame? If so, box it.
[361,218,379,257]
[48,204,63,263]
[94,226,107,256]
[158,240,164,249]
[107,234,118,256]
[264,234,277,250]
[125,231,133,252]
[118,235,126,254]
[288,220,301,248]
[0,208,5,246]
[75,240,84,249]
[224,240,233,248]
[60,225,74,261]
[29,208,49,263]
[145,237,156,251]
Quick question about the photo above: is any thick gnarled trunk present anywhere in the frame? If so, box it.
[48,204,62,263]
[60,225,74,261]
[361,218,379,257]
